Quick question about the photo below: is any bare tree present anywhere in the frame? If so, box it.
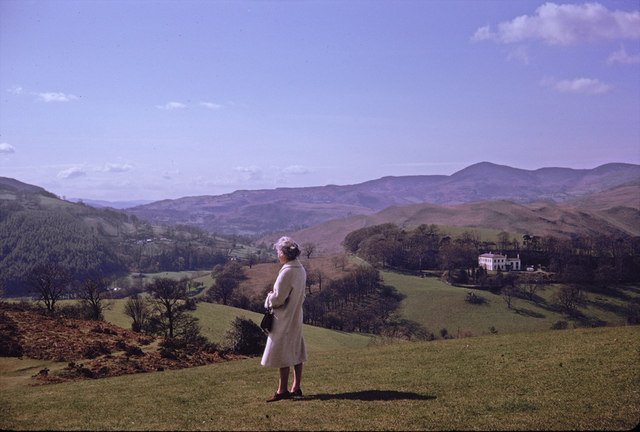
[552,285,586,315]
[76,275,112,320]
[521,276,545,301]
[332,254,348,271]
[147,278,188,338]
[124,294,151,332]
[501,285,520,309]
[302,243,316,259]
[26,263,72,313]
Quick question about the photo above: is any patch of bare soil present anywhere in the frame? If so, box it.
[239,254,358,299]
[0,305,245,385]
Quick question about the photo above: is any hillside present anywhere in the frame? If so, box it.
[2,325,638,430]
[123,162,640,235]
[280,185,640,254]
[0,180,250,297]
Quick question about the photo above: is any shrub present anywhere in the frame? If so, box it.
[551,320,568,330]
[626,302,640,325]
[82,341,111,359]
[465,291,486,305]
[0,312,23,357]
[459,329,474,338]
[224,317,266,356]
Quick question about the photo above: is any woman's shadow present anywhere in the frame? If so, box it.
[296,390,436,402]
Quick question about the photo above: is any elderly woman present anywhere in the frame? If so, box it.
[261,236,308,402]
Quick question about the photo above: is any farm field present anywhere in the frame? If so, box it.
[1,325,638,430]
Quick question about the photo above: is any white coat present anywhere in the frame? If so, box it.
[260,259,307,368]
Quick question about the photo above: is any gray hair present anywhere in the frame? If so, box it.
[274,236,301,261]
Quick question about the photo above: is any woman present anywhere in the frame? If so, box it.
[261,236,308,402]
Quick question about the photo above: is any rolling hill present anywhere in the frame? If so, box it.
[276,180,640,254]
[123,162,640,235]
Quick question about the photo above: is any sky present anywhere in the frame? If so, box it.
[1,0,639,202]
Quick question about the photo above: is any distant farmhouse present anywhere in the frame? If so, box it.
[478,253,521,271]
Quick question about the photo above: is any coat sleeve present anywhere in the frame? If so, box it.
[266,267,293,309]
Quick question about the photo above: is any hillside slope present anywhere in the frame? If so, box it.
[2,325,638,430]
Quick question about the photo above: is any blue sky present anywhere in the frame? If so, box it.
[1,0,639,201]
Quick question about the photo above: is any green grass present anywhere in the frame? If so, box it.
[382,271,639,337]
[2,325,638,430]
[103,299,372,352]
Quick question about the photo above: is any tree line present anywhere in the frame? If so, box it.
[343,223,640,287]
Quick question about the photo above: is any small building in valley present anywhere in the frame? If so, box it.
[478,253,521,271]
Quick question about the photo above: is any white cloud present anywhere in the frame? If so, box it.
[0,143,16,154]
[36,92,78,102]
[541,76,612,94]
[103,162,134,173]
[156,102,186,110]
[282,165,310,175]
[472,2,640,46]
[234,166,263,182]
[57,166,87,179]
[607,45,640,65]
[7,86,23,95]
[200,102,222,110]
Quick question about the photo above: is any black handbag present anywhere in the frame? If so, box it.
[260,308,273,332]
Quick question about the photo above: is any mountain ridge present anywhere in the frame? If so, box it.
[122,162,640,235]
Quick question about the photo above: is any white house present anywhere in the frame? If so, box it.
[478,253,521,271]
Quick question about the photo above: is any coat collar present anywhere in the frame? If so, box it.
[282,258,302,269]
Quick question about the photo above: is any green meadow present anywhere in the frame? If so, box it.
[382,271,639,337]
[1,325,638,430]
[3,270,639,430]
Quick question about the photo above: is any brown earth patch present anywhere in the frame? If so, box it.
[0,305,245,385]
[238,254,358,300]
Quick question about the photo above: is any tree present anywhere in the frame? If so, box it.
[26,262,72,313]
[209,261,247,305]
[246,253,258,269]
[552,285,586,315]
[331,254,348,271]
[147,278,188,338]
[76,275,111,320]
[521,276,544,300]
[124,294,151,332]
[302,243,316,259]
[498,231,511,253]
[501,285,520,309]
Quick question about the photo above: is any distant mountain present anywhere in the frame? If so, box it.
[124,162,640,235]
[71,198,155,209]
[279,180,640,254]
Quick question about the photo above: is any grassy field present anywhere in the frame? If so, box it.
[103,299,372,352]
[382,271,640,338]
[1,325,638,430]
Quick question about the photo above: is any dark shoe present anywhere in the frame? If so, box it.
[266,391,290,402]
[291,388,302,397]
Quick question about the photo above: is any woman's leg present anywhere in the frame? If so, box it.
[291,363,303,392]
[277,367,290,394]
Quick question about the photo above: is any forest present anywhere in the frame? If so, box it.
[0,192,251,297]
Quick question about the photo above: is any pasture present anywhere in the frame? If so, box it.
[1,325,638,430]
